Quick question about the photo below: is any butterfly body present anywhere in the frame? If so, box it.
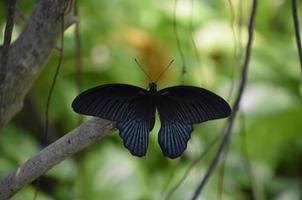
[72,82,231,158]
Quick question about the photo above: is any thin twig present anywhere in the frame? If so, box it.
[173,0,187,83]
[0,0,18,128]
[1,0,18,55]
[73,1,84,126]
[0,0,18,80]
[189,0,206,87]
[191,0,257,199]
[44,16,65,140]
[238,0,244,54]
[74,1,83,93]
[291,0,302,73]
[226,0,239,100]
[33,14,65,200]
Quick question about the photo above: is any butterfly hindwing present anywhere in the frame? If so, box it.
[117,119,149,156]
[117,95,156,156]
[158,120,193,158]
[157,86,231,158]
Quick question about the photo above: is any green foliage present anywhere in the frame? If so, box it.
[0,0,301,199]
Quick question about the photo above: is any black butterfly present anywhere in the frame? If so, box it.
[72,82,231,159]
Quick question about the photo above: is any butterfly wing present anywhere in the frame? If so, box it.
[117,94,156,156]
[72,84,147,121]
[157,119,193,159]
[157,86,231,158]
[157,86,231,123]
[72,84,156,156]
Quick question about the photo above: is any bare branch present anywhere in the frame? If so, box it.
[0,118,115,199]
[191,0,257,199]
[0,0,74,129]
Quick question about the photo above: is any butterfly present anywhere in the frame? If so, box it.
[72,82,231,159]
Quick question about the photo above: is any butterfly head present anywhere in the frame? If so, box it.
[148,82,157,93]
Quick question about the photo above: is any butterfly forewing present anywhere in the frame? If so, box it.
[156,86,231,158]
[72,84,147,121]
[72,84,156,157]
[157,86,231,123]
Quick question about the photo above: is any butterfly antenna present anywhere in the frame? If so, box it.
[134,58,153,82]
[155,59,174,83]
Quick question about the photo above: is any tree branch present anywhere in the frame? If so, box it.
[191,0,257,199]
[0,0,75,129]
[291,0,302,73]
[0,0,17,70]
[0,118,115,199]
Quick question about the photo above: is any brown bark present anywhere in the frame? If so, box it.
[0,0,74,128]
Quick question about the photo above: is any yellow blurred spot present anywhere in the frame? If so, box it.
[123,27,170,84]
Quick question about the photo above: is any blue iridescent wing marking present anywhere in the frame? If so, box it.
[158,120,193,159]
[117,95,156,156]
[117,119,149,156]
[157,86,231,158]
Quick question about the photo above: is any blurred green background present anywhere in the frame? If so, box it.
[0,0,302,199]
